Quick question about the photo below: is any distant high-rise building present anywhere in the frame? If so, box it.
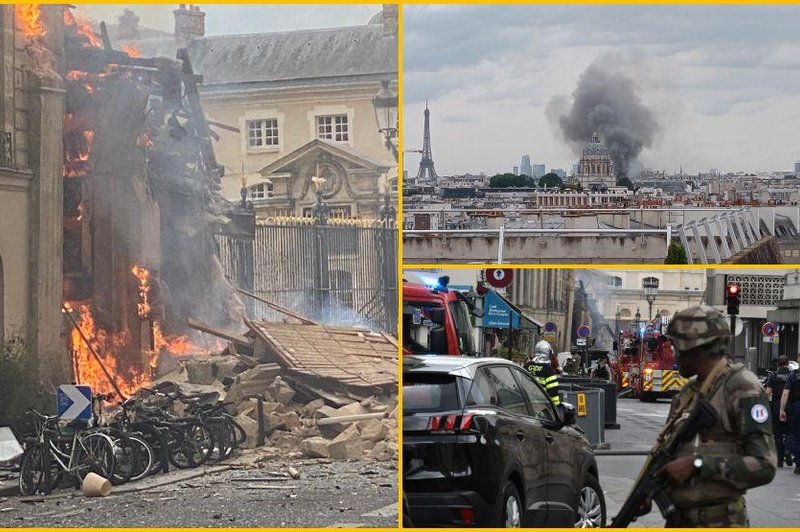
[794,161,800,174]
[520,155,532,177]
[512,165,519,175]
[532,164,546,178]
[572,164,579,176]
[551,168,567,179]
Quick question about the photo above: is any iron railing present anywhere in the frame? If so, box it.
[216,217,397,334]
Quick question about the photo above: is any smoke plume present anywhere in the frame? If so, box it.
[548,61,658,178]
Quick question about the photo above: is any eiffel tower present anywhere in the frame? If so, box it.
[416,101,438,181]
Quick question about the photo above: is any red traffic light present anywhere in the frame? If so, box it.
[726,284,740,296]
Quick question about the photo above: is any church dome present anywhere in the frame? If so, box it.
[582,132,610,156]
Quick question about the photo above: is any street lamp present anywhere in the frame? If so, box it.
[372,80,398,160]
[642,276,660,321]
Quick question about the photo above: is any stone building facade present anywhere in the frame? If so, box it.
[0,6,71,388]
[576,132,615,191]
[109,5,398,221]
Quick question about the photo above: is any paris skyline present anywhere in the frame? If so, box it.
[403,5,800,178]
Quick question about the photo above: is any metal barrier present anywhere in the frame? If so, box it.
[560,376,619,430]
[559,385,605,449]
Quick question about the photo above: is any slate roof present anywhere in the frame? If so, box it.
[187,25,396,88]
[106,23,396,91]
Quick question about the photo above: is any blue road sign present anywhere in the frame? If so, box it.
[57,385,92,421]
[544,321,557,333]
[577,324,592,338]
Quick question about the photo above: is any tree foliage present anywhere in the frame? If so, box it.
[538,173,563,189]
[665,240,688,264]
[489,173,535,188]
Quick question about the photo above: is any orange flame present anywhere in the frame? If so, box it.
[122,44,142,58]
[64,9,101,48]
[66,303,149,399]
[131,265,151,319]
[15,5,46,39]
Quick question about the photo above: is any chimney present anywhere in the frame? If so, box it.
[174,4,205,44]
[382,4,397,37]
[118,9,140,40]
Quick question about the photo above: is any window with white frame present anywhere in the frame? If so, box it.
[316,114,349,142]
[246,118,279,148]
[249,182,273,200]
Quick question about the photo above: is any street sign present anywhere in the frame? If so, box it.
[485,268,513,288]
[577,324,591,338]
[576,393,587,417]
[57,385,92,421]
[762,322,777,337]
[576,338,587,346]
[544,321,557,333]
[764,336,780,344]
[543,333,557,343]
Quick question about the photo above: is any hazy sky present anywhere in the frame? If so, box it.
[78,4,379,36]
[403,5,800,177]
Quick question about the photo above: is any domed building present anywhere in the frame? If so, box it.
[576,132,615,190]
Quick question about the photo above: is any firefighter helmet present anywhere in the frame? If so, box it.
[533,340,553,363]
[665,305,730,355]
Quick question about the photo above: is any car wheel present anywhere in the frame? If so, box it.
[575,474,606,528]
[497,481,523,528]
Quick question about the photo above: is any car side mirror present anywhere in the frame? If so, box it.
[558,402,577,426]
[428,308,446,326]
[429,327,448,354]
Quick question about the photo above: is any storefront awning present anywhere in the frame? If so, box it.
[483,290,543,330]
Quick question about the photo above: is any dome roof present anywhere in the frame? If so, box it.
[582,132,610,157]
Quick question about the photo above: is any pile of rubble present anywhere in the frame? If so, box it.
[159,311,397,463]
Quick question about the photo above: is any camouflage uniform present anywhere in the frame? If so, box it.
[663,306,777,527]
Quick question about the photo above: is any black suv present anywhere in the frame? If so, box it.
[403,356,605,528]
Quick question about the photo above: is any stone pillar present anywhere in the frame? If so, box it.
[27,73,68,390]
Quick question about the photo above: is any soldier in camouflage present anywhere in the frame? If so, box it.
[654,305,776,527]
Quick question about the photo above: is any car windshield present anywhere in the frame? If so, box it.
[403,373,460,414]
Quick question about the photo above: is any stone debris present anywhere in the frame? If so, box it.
[178,337,397,463]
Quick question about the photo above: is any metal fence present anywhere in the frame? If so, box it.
[216,217,397,334]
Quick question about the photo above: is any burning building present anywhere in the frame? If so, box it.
[1,5,244,400]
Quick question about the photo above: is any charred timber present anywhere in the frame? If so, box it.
[66,47,156,73]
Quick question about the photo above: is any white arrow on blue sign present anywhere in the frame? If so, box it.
[57,385,93,421]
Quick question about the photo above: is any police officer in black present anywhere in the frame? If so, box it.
[780,359,800,474]
[766,356,793,468]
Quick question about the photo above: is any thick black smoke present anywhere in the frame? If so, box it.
[548,62,658,178]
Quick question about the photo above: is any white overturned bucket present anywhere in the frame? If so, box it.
[81,472,112,497]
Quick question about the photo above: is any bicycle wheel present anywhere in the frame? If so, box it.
[126,434,154,481]
[18,444,48,495]
[74,432,116,483]
[109,433,138,485]
[168,422,214,469]
[205,417,232,461]
[228,416,247,447]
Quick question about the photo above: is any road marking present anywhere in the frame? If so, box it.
[361,503,397,517]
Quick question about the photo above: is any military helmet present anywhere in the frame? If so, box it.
[665,305,730,355]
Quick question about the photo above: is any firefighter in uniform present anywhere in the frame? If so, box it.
[525,340,560,406]
[645,305,777,527]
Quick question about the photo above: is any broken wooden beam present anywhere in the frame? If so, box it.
[316,412,388,426]
[187,317,253,348]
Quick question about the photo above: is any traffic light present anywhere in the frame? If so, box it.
[726,283,740,316]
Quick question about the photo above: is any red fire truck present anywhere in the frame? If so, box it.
[617,317,686,402]
[402,280,478,356]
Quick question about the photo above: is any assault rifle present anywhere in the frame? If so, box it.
[609,397,718,527]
